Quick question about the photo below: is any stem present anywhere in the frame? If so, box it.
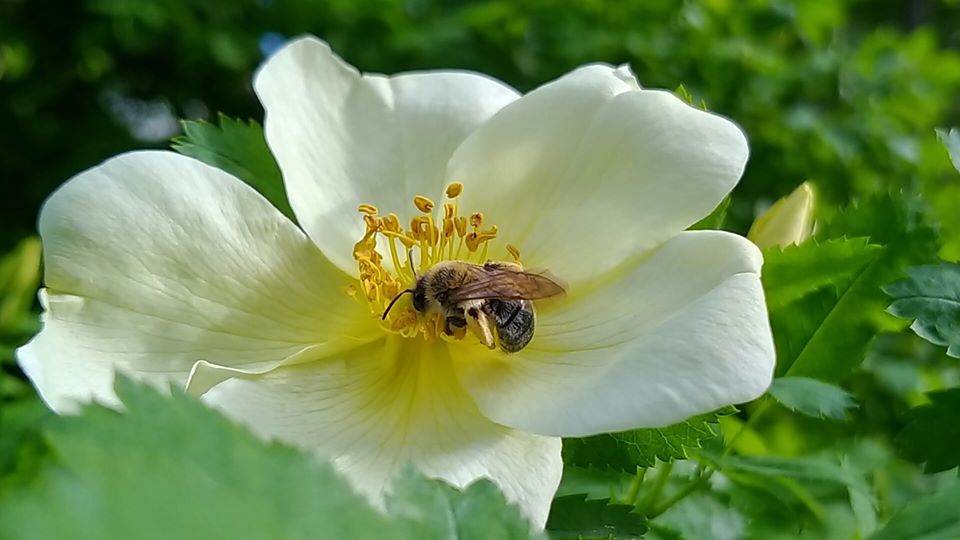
[648,467,712,518]
[646,398,775,518]
[637,462,673,513]
[621,467,646,505]
[721,397,773,460]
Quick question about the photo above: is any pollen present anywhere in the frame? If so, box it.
[350,184,513,338]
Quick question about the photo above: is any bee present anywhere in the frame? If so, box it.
[382,261,565,352]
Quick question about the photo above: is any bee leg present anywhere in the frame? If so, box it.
[464,306,496,350]
[444,315,468,340]
[445,316,466,333]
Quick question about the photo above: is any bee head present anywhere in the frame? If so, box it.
[412,282,427,312]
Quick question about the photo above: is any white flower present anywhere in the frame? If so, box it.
[17,36,775,528]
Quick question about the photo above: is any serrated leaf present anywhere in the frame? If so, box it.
[884,262,960,357]
[768,377,858,420]
[171,115,294,221]
[895,388,960,473]
[762,237,882,310]
[674,84,694,105]
[935,127,960,174]
[387,468,544,540]
[546,495,647,539]
[0,378,540,540]
[868,478,960,540]
[774,193,939,380]
[562,409,731,472]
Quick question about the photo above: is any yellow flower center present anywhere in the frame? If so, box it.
[349,183,520,340]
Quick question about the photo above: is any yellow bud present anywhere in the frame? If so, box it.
[748,182,815,249]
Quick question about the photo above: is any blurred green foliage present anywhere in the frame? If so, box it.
[3,0,960,538]
[3,0,960,246]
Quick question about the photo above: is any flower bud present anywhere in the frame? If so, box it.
[748,182,815,249]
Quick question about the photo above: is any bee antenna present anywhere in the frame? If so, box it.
[407,249,417,278]
[382,289,414,320]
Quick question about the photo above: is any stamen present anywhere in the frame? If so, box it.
[351,184,516,341]
[414,195,435,213]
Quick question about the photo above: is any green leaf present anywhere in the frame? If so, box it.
[774,193,939,380]
[546,495,647,539]
[935,127,960,174]
[562,409,732,472]
[653,493,745,540]
[762,237,883,310]
[0,395,52,490]
[689,196,730,230]
[895,388,960,473]
[171,115,294,221]
[868,479,960,540]
[0,378,540,540]
[713,454,869,492]
[768,376,858,420]
[674,84,694,105]
[884,262,960,357]
[386,468,544,540]
[697,450,873,527]
[0,236,41,336]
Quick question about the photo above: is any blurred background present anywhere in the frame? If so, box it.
[4,0,960,250]
[2,1,960,533]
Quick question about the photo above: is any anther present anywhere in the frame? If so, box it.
[363,214,381,232]
[470,212,483,228]
[383,213,401,233]
[357,203,379,215]
[445,182,463,198]
[465,232,480,252]
[506,244,521,261]
[414,195,435,213]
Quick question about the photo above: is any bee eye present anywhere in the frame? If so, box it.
[467,307,479,317]
[412,289,427,311]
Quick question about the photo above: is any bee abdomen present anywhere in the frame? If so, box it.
[483,299,535,353]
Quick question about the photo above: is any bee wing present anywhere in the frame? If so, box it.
[448,266,566,302]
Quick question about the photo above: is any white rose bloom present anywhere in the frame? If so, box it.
[17,36,775,528]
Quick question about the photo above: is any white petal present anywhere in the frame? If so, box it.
[17,151,377,413]
[202,337,562,528]
[255,36,519,272]
[452,231,775,437]
[448,65,749,285]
